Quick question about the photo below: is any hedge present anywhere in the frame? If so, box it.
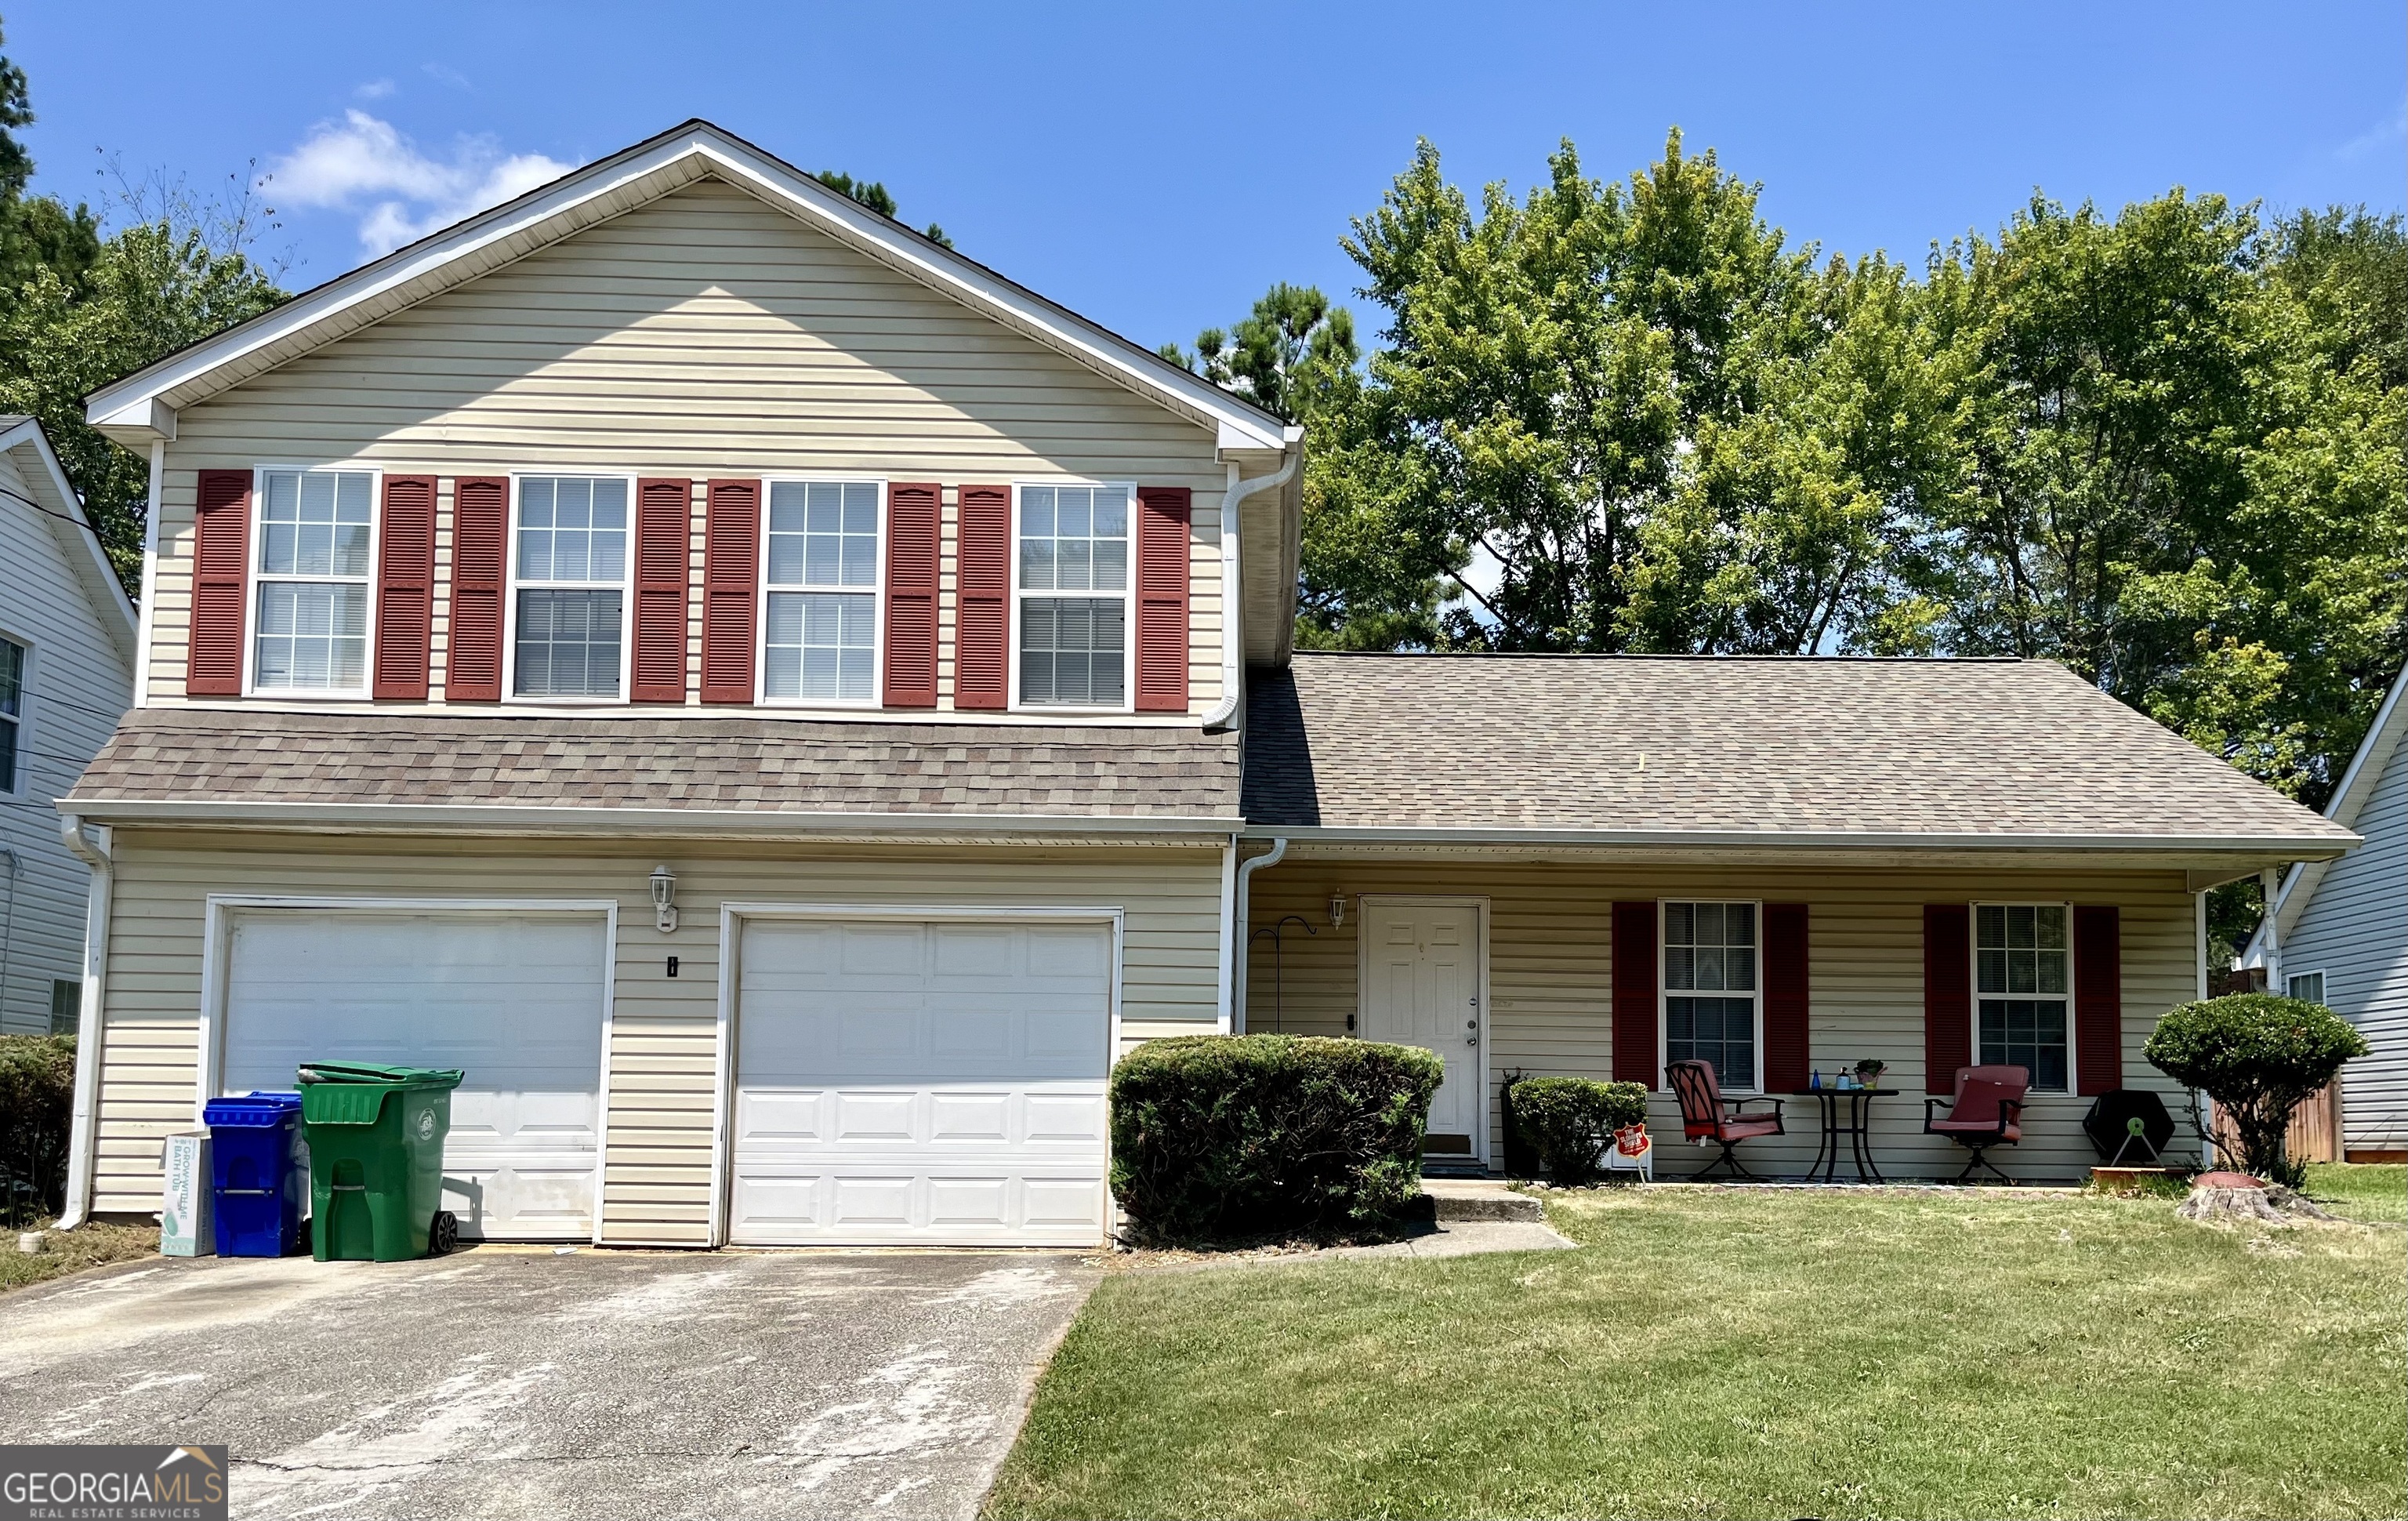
[1,1035,75,1226]
[1108,1034,1443,1243]
[1509,1075,1649,1186]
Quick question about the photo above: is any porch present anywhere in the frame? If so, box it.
[1238,851,2214,1183]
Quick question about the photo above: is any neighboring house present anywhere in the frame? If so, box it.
[2243,665,2408,1163]
[52,122,2354,1247]
[0,417,137,1037]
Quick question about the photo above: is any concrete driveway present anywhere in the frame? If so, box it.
[0,1245,1100,1520]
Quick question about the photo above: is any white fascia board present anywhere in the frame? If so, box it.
[0,418,138,645]
[1243,823,2359,858]
[58,797,1239,841]
[86,121,1286,452]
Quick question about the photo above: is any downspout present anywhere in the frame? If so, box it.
[1199,448,1299,731]
[1216,836,1238,1033]
[53,814,111,1231]
[1230,837,1289,1034]
[2193,888,2214,1167]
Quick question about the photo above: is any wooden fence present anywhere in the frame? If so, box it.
[2210,1080,2342,1168]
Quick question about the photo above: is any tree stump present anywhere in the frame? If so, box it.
[2176,1172,2337,1226]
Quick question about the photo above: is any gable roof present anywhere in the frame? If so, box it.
[1244,653,2359,859]
[85,119,1288,455]
[2245,661,2407,965]
[62,709,1242,837]
[0,416,138,657]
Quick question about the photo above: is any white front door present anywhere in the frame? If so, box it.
[729,916,1112,1246]
[219,909,611,1241]
[1360,900,1484,1156]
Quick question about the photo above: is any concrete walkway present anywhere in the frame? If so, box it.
[0,1245,1099,1521]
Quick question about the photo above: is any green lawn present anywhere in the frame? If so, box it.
[0,1218,158,1294]
[2304,1162,2407,1224]
[990,1185,2406,1520]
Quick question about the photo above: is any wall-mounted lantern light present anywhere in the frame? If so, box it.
[1329,892,1348,929]
[649,865,678,933]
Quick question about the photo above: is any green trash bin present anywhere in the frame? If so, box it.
[298,1062,466,1261]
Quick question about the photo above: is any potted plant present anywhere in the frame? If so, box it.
[1852,1058,1888,1090]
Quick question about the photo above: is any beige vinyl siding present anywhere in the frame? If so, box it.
[143,177,1226,714]
[1245,858,2203,1181]
[89,830,1225,1243]
[0,448,133,1033]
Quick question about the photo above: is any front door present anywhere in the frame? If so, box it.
[1360,900,1484,1158]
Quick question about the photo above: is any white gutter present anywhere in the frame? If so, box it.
[1200,447,1300,731]
[53,814,111,1232]
[1238,823,2356,855]
[1229,837,1289,1034]
[60,799,1244,840]
[1216,835,1238,1033]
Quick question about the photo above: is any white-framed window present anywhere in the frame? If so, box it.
[762,479,882,703]
[0,634,23,794]
[1662,900,1760,1092]
[1975,902,2071,1092]
[2287,970,2326,1005]
[252,468,375,694]
[511,475,630,699]
[1015,481,1131,709]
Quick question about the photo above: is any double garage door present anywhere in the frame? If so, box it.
[219,908,1112,1247]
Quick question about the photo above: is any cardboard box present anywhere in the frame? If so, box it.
[161,1130,214,1256]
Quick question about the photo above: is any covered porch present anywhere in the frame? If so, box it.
[1237,844,2252,1183]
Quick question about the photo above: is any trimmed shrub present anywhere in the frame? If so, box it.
[1510,1076,1649,1186]
[1,1034,75,1225]
[2145,993,2366,1188]
[1109,1034,1443,1243]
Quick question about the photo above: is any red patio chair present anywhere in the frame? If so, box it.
[1666,1059,1786,1180]
[1923,1065,2029,1182]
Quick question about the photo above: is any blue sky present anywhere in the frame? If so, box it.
[10,2,2405,354]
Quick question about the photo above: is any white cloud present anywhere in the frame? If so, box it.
[2337,97,2407,160]
[261,110,577,259]
[354,78,396,100]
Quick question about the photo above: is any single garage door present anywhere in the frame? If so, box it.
[220,909,610,1241]
[731,916,1112,1246]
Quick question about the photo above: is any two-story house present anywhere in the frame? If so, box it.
[56,122,2355,1247]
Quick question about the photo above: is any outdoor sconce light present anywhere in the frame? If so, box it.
[649,865,678,933]
[1329,893,1348,928]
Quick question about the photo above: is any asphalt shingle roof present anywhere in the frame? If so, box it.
[1242,654,2357,844]
[67,710,1242,820]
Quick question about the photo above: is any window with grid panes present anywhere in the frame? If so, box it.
[1663,901,1760,1091]
[1975,903,2069,1091]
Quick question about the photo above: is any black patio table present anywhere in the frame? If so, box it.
[1791,1087,1896,1182]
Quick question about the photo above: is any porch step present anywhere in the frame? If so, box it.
[1420,1178,1543,1223]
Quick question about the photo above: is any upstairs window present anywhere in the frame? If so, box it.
[1017,484,1128,707]
[254,470,373,692]
[513,476,628,699]
[1976,903,2069,1091]
[1663,901,1759,1091]
[763,480,879,702]
[0,636,21,793]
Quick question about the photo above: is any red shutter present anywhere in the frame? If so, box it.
[1762,902,1810,1094]
[1612,901,1659,1088]
[1133,486,1191,713]
[633,477,691,704]
[700,479,760,704]
[1924,905,1973,1094]
[444,477,508,702]
[954,484,1009,710]
[2073,906,2123,1095]
[372,474,436,701]
[883,482,940,707]
[186,470,252,695]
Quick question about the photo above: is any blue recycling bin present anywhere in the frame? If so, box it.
[204,1091,307,1256]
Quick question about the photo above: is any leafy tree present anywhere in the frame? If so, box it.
[1160,281,1357,425]
[0,22,100,308]
[818,169,952,249]
[2145,993,2366,1187]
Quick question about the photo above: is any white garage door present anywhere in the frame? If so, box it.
[731,917,1112,1246]
[221,909,610,1241]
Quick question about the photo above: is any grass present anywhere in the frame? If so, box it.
[989,1187,2406,1520]
[0,1217,160,1294]
[2302,1162,2407,1224]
